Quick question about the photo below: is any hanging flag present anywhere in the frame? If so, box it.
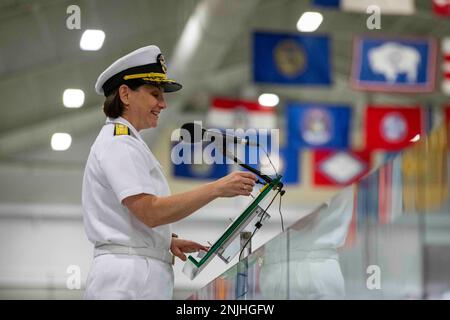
[313,149,371,186]
[433,0,450,16]
[447,106,450,151]
[351,36,437,92]
[355,171,379,224]
[207,97,276,130]
[360,153,403,226]
[341,0,415,15]
[421,104,434,135]
[207,98,236,129]
[390,155,404,222]
[172,141,230,180]
[286,102,352,149]
[259,148,300,185]
[377,161,393,225]
[312,0,415,15]
[231,130,276,169]
[383,151,401,162]
[446,105,450,125]
[312,0,339,7]
[365,105,423,151]
[402,124,448,212]
[343,185,358,247]
[238,139,300,185]
[253,31,331,85]
[442,38,450,95]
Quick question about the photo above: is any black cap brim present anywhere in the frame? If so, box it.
[161,81,182,93]
[137,80,182,93]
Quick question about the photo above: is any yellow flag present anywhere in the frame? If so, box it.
[402,124,448,212]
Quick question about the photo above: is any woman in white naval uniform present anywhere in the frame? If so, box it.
[82,45,257,299]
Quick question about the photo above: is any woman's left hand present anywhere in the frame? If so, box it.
[170,238,209,262]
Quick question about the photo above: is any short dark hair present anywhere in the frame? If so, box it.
[102,81,143,118]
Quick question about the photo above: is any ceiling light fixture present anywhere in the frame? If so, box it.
[51,133,72,151]
[63,89,85,108]
[258,93,279,107]
[80,29,105,51]
[296,12,323,32]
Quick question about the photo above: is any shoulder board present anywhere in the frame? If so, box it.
[114,124,130,136]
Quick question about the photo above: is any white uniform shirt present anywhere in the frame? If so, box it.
[82,117,172,252]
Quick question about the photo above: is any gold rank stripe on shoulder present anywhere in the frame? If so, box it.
[114,124,130,136]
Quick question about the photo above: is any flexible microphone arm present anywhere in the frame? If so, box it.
[180,122,284,191]
[216,141,283,192]
[222,146,285,196]
[225,149,273,185]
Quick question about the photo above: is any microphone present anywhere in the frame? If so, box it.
[180,122,259,146]
[180,122,276,186]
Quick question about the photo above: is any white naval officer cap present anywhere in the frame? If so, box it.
[95,45,182,96]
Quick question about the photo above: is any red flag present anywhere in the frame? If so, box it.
[433,0,450,16]
[207,97,276,129]
[446,106,450,150]
[365,105,422,151]
[313,149,371,186]
[442,38,450,95]
[446,106,450,125]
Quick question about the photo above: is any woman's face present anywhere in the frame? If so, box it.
[123,84,166,131]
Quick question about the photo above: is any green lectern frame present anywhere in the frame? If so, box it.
[182,175,283,280]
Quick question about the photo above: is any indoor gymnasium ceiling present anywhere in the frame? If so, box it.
[0,0,448,165]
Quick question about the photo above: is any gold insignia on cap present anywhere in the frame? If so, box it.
[124,72,167,82]
[114,124,130,136]
[157,53,167,74]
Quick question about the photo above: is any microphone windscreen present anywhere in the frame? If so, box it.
[180,122,204,143]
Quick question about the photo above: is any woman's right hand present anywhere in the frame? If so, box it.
[212,171,258,197]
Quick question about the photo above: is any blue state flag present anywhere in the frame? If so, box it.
[312,0,339,7]
[251,145,300,185]
[250,148,301,185]
[277,148,300,185]
[231,132,301,185]
[351,36,436,92]
[172,142,230,180]
[356,173,379,224]
[286,102,352,149]
[253,31,332,85]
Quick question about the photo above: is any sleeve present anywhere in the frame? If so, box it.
[98,136,158,203]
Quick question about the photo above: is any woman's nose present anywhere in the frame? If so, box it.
[159,96,167,109]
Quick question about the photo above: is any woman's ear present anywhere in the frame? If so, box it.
[118,84,130,106]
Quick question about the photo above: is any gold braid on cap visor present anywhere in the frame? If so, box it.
[123,72,175,83]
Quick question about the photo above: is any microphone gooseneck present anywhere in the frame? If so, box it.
[179,122,283,191]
